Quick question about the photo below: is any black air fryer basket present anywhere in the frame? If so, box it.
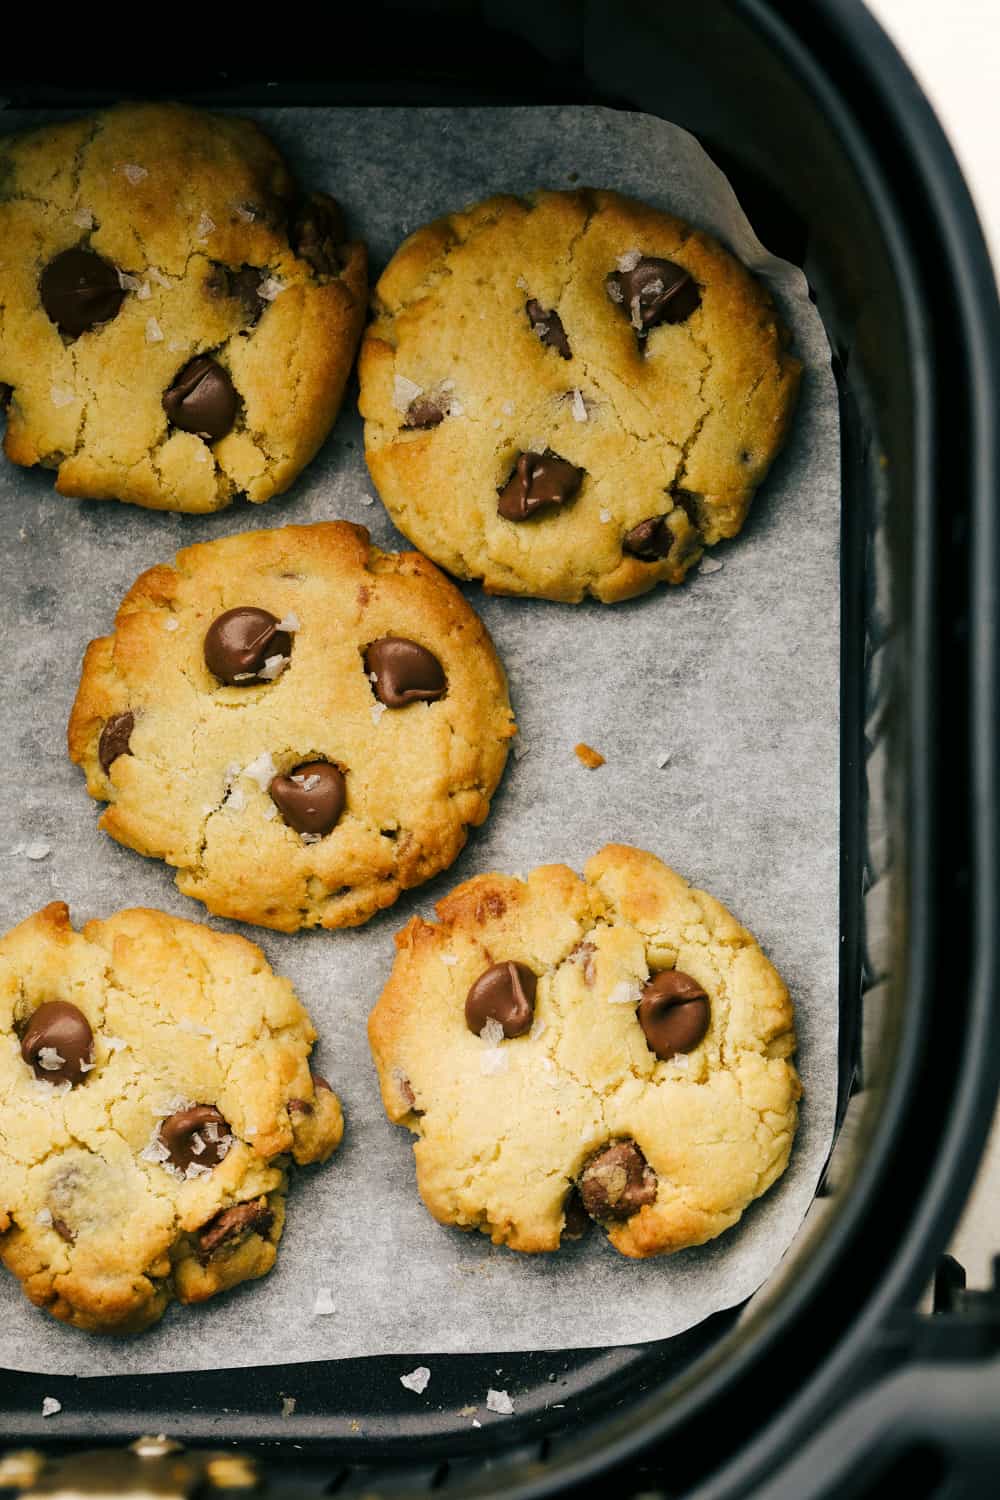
[1,2,999,1495]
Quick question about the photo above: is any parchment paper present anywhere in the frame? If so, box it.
[0,107,839,1376]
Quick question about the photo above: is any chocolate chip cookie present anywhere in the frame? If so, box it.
[0,103,366,512]
[69,521,515,932]
[0,901,343,1333]
[369,845,800,1256]
[360,189,801,602]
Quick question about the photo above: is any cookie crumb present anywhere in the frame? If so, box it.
[50,385,75,408]
[281,1396,296,1418]
[699,556,724,575]
[72,207,94,229]
[656,752,671,768]
[359,494,375,506]
[459,1404,477,1417]
[24,841,51,862]
[574,743,605,769]
[41,1397,61,1418]
[400,1366,431,1395]
[196,212,216,240]
[486,1389,514,1415]
[164,616,179,631]
[313,1287,335,1316]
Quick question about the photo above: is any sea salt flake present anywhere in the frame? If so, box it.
[570,389,588,423]
[185,1161,211,1179]
[645,278,664,296]
[515,275,528,290]
[35,1208,53,1226]
[41,1397,61,1418]
[178,1018,213,1037]
[400,1366,431,1394]
[291,774,321,792]
[258,276,285,301]
[25,841,51,861]
[236,203,257,223]
[487,1389,514,1415]
[72,207,94,229]
[392,374,423,412]
[258,654,289,681]
[502,400,515,415]
[371,702,387,726]
[147,266,170,286]
[699,556,724,575]
[121,163,148,184]
[262,802,278,820]
[440,954,459,967]
[196,212,216,240]
[599,508,612,524]
[656,752,671,769]
[276,612,300,632]
[473,1419,482,1428]
[79,1059,95,1073]
[203,1121,220,1142]
[449,399,464,417]
[37,1048,65,1071]
[314,1287,335,1315]
[672,1053,691,1071]
[117,270,144,291]
[243,751,277,789]
[145,317,164,344]
[608,980,641,1006]
[164,616,179,631]
[50,385,75,408]
[630,295,644,331]
[104,1035,127,1052]
[153,1094,192,1119]
[617,248,642,272]
[141,1137,171,1166]
[359,494,375,506]
[480,1048,508,1077]
[480,1018,505,1047]
[224,785,247,813]
[300,832,322,845]
[606,280,623,303]
[137,281,151,301]
[189,1132,206,1156]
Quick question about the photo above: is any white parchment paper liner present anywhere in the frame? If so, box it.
[0,106,839,1376]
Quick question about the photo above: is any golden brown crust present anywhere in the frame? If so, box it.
[360,189,801,603]
[368,845,800,1258]
[0,902,342,1333]
[0,103,366,512]
[68,521,515,932]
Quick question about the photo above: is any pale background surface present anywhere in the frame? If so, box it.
[866,0,1000,1288]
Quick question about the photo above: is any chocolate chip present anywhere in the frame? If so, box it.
[623,515,673,561]
[364,638,446,707]
[51,1217,75,1243]
[207,263,265,322]
[20,1002,94,1086]
[562,1187,590,1240]
[269,761,346,836]
[292,192,347,277]
[498,451,584,522]
[98,711,134,774]
[637,971,710,1059]
[404,395,445,430]
[465,961,537,1038]
[606,257,700,332]
[287,1097,313,1116]
[158,1105,231,1173]
[162,356,238,440]
[39,248,125,337]
[578,1141,657,1222]
[197,1198,273,1260]
[203,607,292,685]
[525,299,572,359]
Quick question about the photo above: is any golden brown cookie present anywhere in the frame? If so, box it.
[360,188,801,602]
[369,845,800,1257]
[0,102,366,512]
[0,901,343,1334]
[68,522,515,932]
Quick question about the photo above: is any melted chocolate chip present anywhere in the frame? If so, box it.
[623,515,673,561]
[498,451,584,522]
[606,257,700,332]
[312,1073,332,1093]
[98,711,134,774]
[207,263,265,322]
[20,1002,94,1086]
[637,971,710,1059]
[158,1105,231,1173]
[288,1071,333,1114]
[364,638,446,707]
[562,1187,590,1240]
[197,1198,273,1260]
[465,961,537,1038]
[162,356,238,440]
[578,1141,657,1222]
[403,394,445,430]
[0,383,12,411]
[292,193,347,276]
[39,248,125,337]
[269,761,346,836]
[525,299,572,359]
[51,1216,75,1243]
[203,607,292,685]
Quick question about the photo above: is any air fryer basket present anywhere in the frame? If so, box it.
[1,1,997,1495]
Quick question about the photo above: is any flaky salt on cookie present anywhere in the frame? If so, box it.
[68,521,515,932]
[0,102,366,512]
[369,845,800,1257]
[0,902,342,1333]
[360,189,801,602]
